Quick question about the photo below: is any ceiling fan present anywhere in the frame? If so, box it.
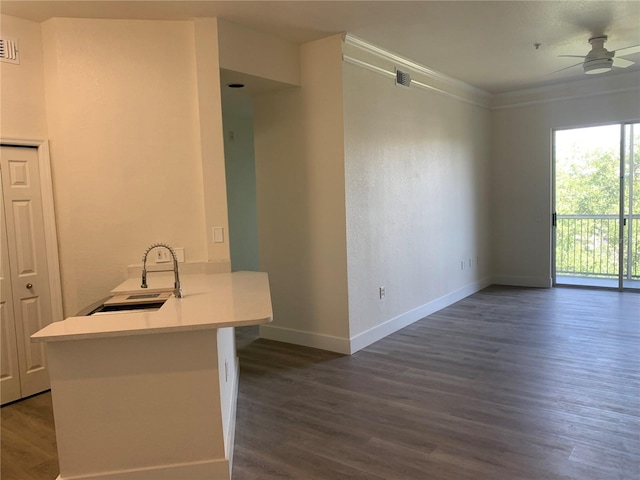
[557,35,640,75]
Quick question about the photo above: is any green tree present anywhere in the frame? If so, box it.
[555,127,640,279]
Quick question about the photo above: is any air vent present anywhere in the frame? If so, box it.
[0,37,20,64]
[395,68,411,87]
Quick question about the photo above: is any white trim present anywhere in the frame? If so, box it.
[343,54,489,109]
[342,54,394,80]
[0,138,63,324]
[342,34,491,109]
[342,33,639,111]
[411,78,489,108]
[343,34,489,98]
[492,275,552,288]
[491,70,640,109]
[260,277,493,355]
[223,359,239,478]
[349,277,493,354]
[54,458,230,480]
[259,324,351,355]
[492,85,640,111]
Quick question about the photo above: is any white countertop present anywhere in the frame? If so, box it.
[33,271,272,342]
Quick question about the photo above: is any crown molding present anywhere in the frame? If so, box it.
[342,33,640,112]
[491,70,640,110]
[342,33,491,109]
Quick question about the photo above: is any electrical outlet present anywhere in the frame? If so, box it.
[174,247,185,263]
[379,286,385,300]
[155,248,171,263]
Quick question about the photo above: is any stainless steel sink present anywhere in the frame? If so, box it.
[89,302,166,315]
[84,292,172,316]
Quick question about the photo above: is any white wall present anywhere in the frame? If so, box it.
[193,18,231,266]
[491,72,640,286]
[217,18,300,86]
[0,15,48,139]
[1,14,298,318]
[253,35,350,352]
[343,44,492,349]
[222,111,259,271]
[255,34,493,354]
[41,18,212,315]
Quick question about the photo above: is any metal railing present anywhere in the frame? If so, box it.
[556,214,640,279]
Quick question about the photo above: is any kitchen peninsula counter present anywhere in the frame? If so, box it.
[33,271,272,480]
[33,271,272,341]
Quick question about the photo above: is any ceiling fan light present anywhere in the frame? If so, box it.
[583,58,612,75]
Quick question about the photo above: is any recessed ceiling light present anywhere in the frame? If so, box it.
[227,83,245,88]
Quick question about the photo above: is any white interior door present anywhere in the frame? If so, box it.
[0,146,52,399]
[0,167,21,404]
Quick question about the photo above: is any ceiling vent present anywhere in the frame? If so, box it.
[395,68,411,87]
[0,37,20,64]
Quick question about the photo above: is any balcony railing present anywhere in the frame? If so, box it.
[556,214,640,279]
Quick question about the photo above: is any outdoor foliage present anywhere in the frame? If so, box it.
[555,125,640,279]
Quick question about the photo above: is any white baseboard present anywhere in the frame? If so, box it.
[492,275,551,288]
[259,324,351,354]
[260,277,492,355]
[349,276,493,354]
[55,458,230,480]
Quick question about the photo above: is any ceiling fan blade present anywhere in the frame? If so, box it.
[612,57,634,68]
[613,44,640,56]
[558,55,587,59]
[549,61,584,75]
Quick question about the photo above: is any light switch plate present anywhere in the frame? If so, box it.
[213,227,224,243]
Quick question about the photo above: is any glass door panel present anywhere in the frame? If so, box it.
[623,123,640,290]
[554,124,622,288]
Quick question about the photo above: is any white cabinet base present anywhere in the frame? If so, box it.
[47,329,238,480]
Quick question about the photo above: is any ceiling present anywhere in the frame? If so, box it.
[2,1,640,94]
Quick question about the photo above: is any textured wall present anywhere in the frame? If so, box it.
[343,61,492,339]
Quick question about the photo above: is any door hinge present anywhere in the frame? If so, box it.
[552,212,557,227]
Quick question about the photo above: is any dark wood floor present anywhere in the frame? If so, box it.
[2,286,639,480]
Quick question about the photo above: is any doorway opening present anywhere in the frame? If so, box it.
[553,122,639,290]
[221,76,260,272]
[220,68,296,272]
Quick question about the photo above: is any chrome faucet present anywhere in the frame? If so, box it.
[141,243,183,298]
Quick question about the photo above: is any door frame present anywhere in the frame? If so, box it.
[551,121,640,291]
[1,137,63,323]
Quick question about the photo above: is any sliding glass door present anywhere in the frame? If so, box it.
[622,123,639,289]
[553,122,639,290]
